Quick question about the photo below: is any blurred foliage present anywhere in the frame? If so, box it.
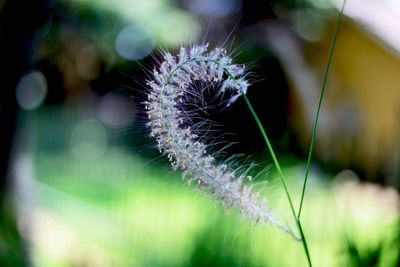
[16,107,397,267]
[0,202,27,267]
[344,221,400,267]
[184,219,262,267]
[1,0,399,266]
[64,0,200,47]
[345,239,382,267]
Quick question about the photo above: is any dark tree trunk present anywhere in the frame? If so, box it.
[0,1,49,265]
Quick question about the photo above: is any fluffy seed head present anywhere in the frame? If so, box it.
[145,44,294,236]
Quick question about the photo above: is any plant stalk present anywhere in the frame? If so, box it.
[241,93,312,267]
[297,0,346,219]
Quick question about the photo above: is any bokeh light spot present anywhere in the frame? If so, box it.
[97,91,136,129]
[76,45,101,80]
[16,71,47,110]
[293,8,325,42]
[115,25,155,60]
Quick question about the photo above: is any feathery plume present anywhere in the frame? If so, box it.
[145,44,294,235]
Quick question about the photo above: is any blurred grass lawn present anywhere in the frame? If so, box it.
[23,108,399,267]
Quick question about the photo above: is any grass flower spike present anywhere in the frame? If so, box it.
[145,44,293,235]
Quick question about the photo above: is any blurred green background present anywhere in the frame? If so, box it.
[0,0,399,266]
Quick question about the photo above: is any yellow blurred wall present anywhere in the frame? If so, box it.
[300,18,400,181]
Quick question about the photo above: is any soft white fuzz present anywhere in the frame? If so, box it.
[145,44,292,234]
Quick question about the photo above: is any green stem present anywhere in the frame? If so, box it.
[297,1,346,220]
[241,93,312,267]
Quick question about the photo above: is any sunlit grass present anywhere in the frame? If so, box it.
[30,147,399,267]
